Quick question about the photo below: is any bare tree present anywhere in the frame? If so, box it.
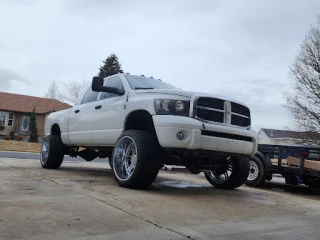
[44,80,61,100]
[63,79,90,103]
[285,16,320,146]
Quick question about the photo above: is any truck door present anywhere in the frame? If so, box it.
[92,76,126,145]
[68,87,100,146]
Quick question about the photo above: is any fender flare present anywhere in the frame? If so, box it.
[254,151,273,170]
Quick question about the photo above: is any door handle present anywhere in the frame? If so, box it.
[75,110,80,113]
[95,105,102,110]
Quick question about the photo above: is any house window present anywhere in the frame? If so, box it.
[0,112,6,126]
[20,116,30,132]
[8,113,14,126]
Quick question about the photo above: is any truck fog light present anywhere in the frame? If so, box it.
[176,131,184,140]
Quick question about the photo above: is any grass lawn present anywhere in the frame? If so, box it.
[0,139,42,153]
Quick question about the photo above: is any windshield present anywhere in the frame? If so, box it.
[125,75,177,90]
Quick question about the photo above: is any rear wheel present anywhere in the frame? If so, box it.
[108,157,113,169]
[40,135,65,169]
[204,156,249,189]
[111,130,161,189]
[303,176,320,188]
[245,156,266,187]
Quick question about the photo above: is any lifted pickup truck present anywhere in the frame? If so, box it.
[41,74,258,189]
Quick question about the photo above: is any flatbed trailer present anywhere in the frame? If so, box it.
[245,144,320,188]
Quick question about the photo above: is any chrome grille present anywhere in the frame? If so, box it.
[194,97,251,128]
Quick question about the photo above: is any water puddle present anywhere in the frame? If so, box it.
[158,181,210,188]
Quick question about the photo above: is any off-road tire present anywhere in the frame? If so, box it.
[245,156,266,187]
[40,135,65,169]
[108,157,113,169]
[111,130,161,189]
[204,156,249,189]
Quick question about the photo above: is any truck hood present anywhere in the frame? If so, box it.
[135,89,240,104]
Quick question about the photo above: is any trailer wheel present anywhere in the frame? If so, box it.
[303,176,320,188]
[266,173,273,181]
[245,156,266,187]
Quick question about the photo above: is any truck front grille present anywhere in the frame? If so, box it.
[231,115,251,127]
[231,102,250,117]
[197,97,224,110]
[194,97,251,128]
[197,108,224,123]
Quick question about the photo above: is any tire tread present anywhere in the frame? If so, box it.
[112,130,161,189]
[41,135,64,169]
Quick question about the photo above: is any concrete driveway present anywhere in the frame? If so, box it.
[0,157,319,240]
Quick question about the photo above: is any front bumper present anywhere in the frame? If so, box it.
[153,115,258,156]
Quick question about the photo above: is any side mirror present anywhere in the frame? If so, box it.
[92,76,104,92]
[91,76,125,96]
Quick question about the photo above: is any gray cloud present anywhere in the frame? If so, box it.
[0,0,319,131]
[0,68,29,91]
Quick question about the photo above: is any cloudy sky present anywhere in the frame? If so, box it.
[0,0,319,131]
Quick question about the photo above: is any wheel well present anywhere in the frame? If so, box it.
[51,124,61,136]
[255,151,272,169]
[125,110,156,134]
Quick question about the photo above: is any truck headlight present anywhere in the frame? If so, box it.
[155,99,190,116]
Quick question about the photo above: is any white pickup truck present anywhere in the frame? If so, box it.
[41,74,258,189]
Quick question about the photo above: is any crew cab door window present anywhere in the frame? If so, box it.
[100,77,124,100]
[81,88,100,104]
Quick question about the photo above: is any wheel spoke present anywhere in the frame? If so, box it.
[40,139,50,164]
[247,160,259,181]
[206,158,234,184]
[126,163,136,175]
[113,136,138,181]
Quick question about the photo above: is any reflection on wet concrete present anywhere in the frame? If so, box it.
[157,181,210,189]
[257,176,320,200]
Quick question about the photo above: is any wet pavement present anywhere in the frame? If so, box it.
[0,158,319,240]
[0,150,106,162]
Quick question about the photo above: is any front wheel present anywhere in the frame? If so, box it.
[40,135,65,169]
[204,156,249,189]
[111,130,161,189]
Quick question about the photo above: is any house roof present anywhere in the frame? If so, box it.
[0,92,72,114]
[261,128,317,139]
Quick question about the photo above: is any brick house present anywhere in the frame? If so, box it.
[0,92,71,140]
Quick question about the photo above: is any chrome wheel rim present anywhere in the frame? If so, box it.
[207,158,233,184]
[248,160,259,181]
[113,136,138,181]
[40,138,49,164]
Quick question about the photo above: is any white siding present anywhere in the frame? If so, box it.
[258,129,298,146]
[258,130,273,144]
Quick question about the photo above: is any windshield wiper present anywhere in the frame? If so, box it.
[134,87,154,90]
